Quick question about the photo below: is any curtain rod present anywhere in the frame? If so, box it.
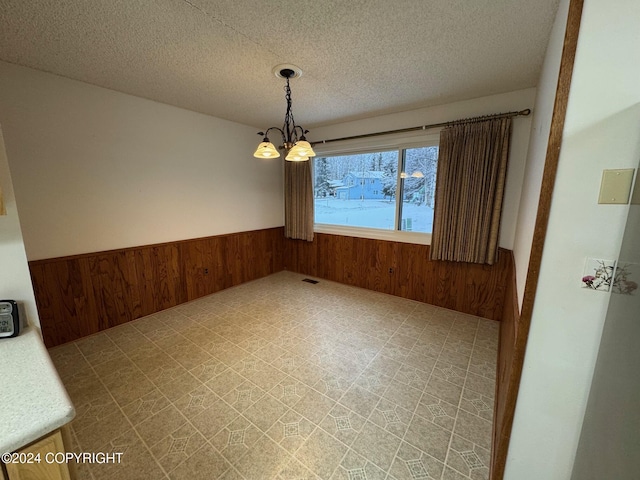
[311,108,531,147]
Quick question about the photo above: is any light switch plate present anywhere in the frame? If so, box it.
[631,172,640,205]
[598,169,635,204]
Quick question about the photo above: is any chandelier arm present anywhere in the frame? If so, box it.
[293,125,308,140]
[262,127,286,144]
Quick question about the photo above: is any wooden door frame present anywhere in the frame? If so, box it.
[491,0,585,478]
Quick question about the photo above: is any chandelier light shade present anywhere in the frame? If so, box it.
[253,65,316,162]
[285,149,310,162]
[254,140,280,159]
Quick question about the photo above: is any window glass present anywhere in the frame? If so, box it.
[399,146,438,233]
[314,143,438,234]
[314,151,398,229]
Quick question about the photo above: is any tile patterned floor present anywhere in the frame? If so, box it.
[49,271,498,480]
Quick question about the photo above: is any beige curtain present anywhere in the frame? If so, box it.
[431,117,512,265]
[284,160,314,241]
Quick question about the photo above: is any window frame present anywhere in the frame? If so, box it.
[312,131,440,245]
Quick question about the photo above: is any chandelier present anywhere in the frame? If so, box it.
[253,65,316,162]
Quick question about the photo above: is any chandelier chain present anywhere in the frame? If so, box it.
[282,77,297,146]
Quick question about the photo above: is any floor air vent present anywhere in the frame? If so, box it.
[302,278,319,284]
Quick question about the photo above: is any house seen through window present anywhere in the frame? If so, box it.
[313,145,438,233]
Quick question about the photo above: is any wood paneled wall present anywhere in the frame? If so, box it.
[284,233,512,321]
[31,228,512,347]
[492,250,519,473]
[29,227,284,347]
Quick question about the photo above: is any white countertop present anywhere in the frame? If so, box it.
[0,327,75,453]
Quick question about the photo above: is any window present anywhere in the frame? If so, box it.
[313,142,438,235]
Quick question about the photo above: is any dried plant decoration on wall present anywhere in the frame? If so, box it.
[582,259,637,295]
[581,258,616,291]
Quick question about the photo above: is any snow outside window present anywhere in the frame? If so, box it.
[313,145,438,234]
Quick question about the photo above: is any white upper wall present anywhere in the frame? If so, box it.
[310,88,536,250]
[0,128,40,327]
[505,0,640,478]
[512,0,569,308]
[0,61,285,261]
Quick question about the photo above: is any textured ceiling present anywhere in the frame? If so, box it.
[0,0,560,129]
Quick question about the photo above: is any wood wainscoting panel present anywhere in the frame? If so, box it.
[29,258,98,345]
[30,227,284,347]
[182,236,224,300]
[492,249,519,473]
[88,250,142,329]
[284,233,512,320]
[132,243,185,317]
